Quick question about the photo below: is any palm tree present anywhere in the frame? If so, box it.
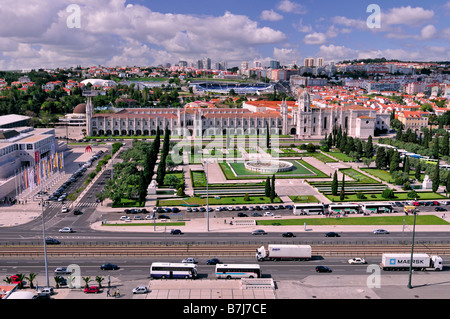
[82,276,91,289]
[14,274,26,289]
[95,276,104,289]
[26,273,38,289]
[3,276,12,284]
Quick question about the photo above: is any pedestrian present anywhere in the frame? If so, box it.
[113,290,116,297]
[107,288,111,297]
[116,289,120,298]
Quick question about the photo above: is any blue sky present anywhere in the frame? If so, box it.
[0,0,448,70]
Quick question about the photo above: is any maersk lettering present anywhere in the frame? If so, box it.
[397,259,425,264]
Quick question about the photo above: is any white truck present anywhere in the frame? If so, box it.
[380,253,443,271]
[256,244,312,261]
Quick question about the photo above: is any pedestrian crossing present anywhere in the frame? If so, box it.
[46,201,99,208]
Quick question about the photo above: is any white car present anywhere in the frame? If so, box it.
[120,216,130,221]
[145,214,155,220]
[61,207,68,213]
[54,267,72,275]
[348,257,367,264]
[182,257,197,264]
[132,286,149,294]
[264,212,274,217]
[59,227,73,233]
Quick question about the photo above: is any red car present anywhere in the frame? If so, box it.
[84,286,99,294]
[413,202,420,206]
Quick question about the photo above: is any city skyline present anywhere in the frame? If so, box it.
[0,0,449,70]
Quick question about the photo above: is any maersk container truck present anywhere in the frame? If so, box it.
[256,244,312,261]
[381,253,443,271]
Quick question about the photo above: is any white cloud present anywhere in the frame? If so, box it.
[420,25,437,40]
[0,1,287,69]
[294,18,313,33]
[273,47,302,65]
[332,16,367,30]
[260,10,283,21]
[277,0,306,14]
[382,6,434,27]
[304,32,327,45]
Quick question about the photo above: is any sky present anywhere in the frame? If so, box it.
[0,0,449,70]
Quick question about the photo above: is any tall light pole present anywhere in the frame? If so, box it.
[407,211,417,289]
[41,198,50,288]
[203,159,210,232]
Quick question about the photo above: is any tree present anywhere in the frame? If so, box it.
[403,156,410,174]
[331,171,338,196]
[433,137,439,160]
[443,131,450,157]
[138,171,147,206]
[382,187,395,199]
[362,157,373,168]
[375,147,387,169]
[95,276,104,289]
[407,189,418,199]
[389,151,401,173]
[265,177,271,197]
[415,162,422,181]
[26,273,38,289]
[365,135,374,158]
[339,174,345,200]
[266,124,270,149]
[270,175,276,203]
[446,173,450,195]
[432,161,440,192]
[244,193,250,201]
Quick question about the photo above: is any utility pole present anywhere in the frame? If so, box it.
[41,198,49,288]
[407,211,417,289]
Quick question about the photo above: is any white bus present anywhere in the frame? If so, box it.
[293,203,325,215]
[215,264,261,279]
[150,262,198,279]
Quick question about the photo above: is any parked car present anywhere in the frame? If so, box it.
[133,215,143,220]
[170,229,183,235]
[132,286,148,294]
[264,212,274,217]
[38,287,55,295]
[59,227,73,233]
[158,214,171,219]
[282,232,296,238]
[435,207,447,211]
[206,258,222,265]
[237,213,248,217]
[252,229,267,235]
[325,232,340,237]
[373,229,389,235]
[315,266,332,273]
[100,263,119,270]
[251,212,262,217]
[84,286,99,294]
[120,216,130,221]
[348,257,367,264]
[182,257,197,264]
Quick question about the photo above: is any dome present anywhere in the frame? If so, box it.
[73,103,87,114]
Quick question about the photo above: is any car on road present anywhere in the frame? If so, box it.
[54,267,72,275]
[38,287,55,295]
[251,212,262,217]
[120,216,131,221]
[170,229,183,235]
[315,266,332,273]
[264,212,274,217]
[100,263,120,270]
[59,227,73,233]
[145,214,155,220]
[206,258,222,265]
[237,213,248,217]
[435,207,447,211]
[61,207,68,213]
[133,215,143,220]
[348,258,367,264]
[158,214,171,219]
[182,257,197,264]
[282,232,296,238]
[84,286,99,294]
[132,286,148,294]
[73,209,82,215]
[373,229,389,234]
[251,229,267,235]
[325,232,340,237]
[45,238,60,245]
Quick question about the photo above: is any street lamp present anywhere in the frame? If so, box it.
[407,211,417,289]
[203,159,211,232]
[41,198,50,288]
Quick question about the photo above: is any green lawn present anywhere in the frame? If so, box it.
[288,195,320,203]
[158,195,282,206]
[325,150,353,162]
[341,168,379,184]
[219,159,328,180]
[256,215,449,226]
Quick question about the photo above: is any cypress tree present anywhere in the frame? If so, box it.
[443,131,449,157]
[390,151,401,173]
[331,171,338,196]
[432,161,440,193]
[265,177,271,197]
[270,175,276,203]
[403,156,410,174]
[433,137,439,160]
[415,162,421,182]
[339,174,345,201]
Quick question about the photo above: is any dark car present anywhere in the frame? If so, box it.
[45,238,60,245]
[100,263,119,270]
[435,207,447,211]
[325,232,340,237]
[170,229,183,235]
[237,213,248,217]
[73,209,82,215]
[158,214,171,219]
[316,266,332,273]
[251,212,262,217]
[206,258,222,265]
[282,232,296,238]
[172,207,180,213]
[252,229,267,235]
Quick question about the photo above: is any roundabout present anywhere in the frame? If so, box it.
[244,160,294,174]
